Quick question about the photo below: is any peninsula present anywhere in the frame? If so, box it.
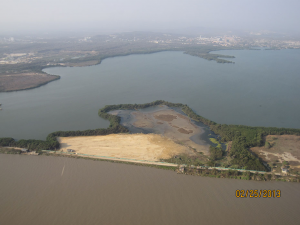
[1,100,300,182]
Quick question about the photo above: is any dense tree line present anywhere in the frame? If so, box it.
[164,154,205,166]
[184,51,235,63]
[209,146,223,161]
[0,138,15,146]
[183,167,300,182]
[0,137,59,151]
[0,106,129,151]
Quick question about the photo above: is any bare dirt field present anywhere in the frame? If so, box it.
[58,133,193,162]
[0,73,59,92]
[250,135,300,171]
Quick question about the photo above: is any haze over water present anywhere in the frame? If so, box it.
[0,49,300,140]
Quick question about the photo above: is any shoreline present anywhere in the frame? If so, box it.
[2,101,300,156]
[0,48,236,92]
[0,50,167,92]
[1,151,298,182]
[1,100,300,181]
[2,47,299,93]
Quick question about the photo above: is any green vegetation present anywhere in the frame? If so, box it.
[0,135,60,153]
[180,104,300,171]
[265,141,271,149]
[0,147,22,154]
[1,100,300,172]
[209,146,223,160]
[225,142,229,150]
[181,46,237,63]
[182,167,300,182]
[163,153,207,166]
[184,51,235,63]
[209,138,222,148]
[0,138,15,146]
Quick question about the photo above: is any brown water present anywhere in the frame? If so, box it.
[0,155,299,225]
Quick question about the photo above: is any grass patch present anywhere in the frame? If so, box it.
[209,138,222,148]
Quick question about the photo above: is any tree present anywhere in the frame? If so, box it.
[209,146,223,160]
[207,160,216,167]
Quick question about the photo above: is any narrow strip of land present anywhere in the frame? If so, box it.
[0,73,59,92]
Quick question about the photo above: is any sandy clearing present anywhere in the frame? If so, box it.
[257,151,300,163]
[58,133,189,161]
[250,135,300,170]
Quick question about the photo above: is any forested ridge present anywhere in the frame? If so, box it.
[1,100,300,171]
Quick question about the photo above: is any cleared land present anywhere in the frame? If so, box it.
[58,107,209,164]
[0,73,59,92]
[250,135,300,172]
[58,133,192,162]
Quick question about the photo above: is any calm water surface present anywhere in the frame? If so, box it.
[0,155,299,225]
[0,50,300,140]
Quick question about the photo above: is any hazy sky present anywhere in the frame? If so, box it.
[1,0,299,35]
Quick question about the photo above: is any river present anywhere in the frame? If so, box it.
[0,155,299,225]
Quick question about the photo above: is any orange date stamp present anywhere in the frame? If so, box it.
[236,190,281,198]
